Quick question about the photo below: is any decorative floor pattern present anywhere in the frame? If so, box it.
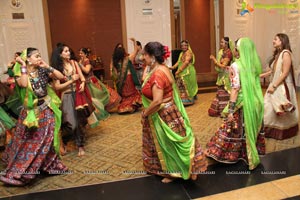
[0,91,299,198]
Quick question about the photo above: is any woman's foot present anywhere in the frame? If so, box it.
[78,147,85,157]
[204,149,209,156]
[60,145,67,156]
[161,177,174,183]
[191,174,197,181]
[0,176,26,186]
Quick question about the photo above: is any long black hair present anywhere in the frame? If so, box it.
[50,43,67,73]
[223,37,230,49]
[112,47,126,69]
[80,47,91,57]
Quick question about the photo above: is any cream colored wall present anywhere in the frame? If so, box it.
[224,0,300,86]
[124,0,172,66]
[1,0,299,85]
[0,0,49,75]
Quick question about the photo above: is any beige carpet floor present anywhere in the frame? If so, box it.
[0,91,299,198]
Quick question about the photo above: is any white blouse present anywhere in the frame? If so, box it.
[229,62,240,89]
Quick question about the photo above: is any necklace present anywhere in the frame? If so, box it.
[29,70,38,76]
[64,63,74,76]
[28,69,39,82]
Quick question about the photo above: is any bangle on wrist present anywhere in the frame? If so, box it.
[48,66,55,73]
[67,75,72,81]
[21,66,27,74]
[228,101,236,113]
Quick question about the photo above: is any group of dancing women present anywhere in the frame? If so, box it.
[0,33,298,186]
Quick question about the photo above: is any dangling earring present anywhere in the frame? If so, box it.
[151,57,155,66]
[27,60,32,65]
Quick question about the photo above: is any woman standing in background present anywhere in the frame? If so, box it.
[208,37,233,117]
[78,47,110,127]
[171,40,198,106]
[111,39,142,114]
[261,33,298,140]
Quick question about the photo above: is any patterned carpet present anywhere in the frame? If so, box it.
[0,91,299,198]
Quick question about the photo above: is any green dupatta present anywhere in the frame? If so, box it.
[142,69,195,179]
[215,48,232,92]
[175,49,198,98]
[176,49,195,73]
[235,38,264,170]
[215,49,224,73]
[13,49,62,155]
[0,107,15,129]
[116,58,141,95]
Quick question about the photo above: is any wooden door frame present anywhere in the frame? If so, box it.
[170,0,224,83]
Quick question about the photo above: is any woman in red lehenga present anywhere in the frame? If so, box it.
[78,47,120,119]
[1,47,68,186]
[111,40,142,114]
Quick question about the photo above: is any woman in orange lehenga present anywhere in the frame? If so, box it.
[141,42,207,183]
[78,47,120,126]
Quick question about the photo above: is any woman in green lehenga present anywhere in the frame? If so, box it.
[208,37,233,117]
[206,38,265,170]
[141,42,207,183]
[171,40,198,105]
[0,82,16,148]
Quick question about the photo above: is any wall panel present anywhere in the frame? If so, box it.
[47,0,123,77]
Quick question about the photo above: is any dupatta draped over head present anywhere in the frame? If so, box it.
[235,38,264,169]
[176,44,198,99]
[13,49,62,154]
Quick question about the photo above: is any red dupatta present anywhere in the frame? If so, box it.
[72,60,94,116]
